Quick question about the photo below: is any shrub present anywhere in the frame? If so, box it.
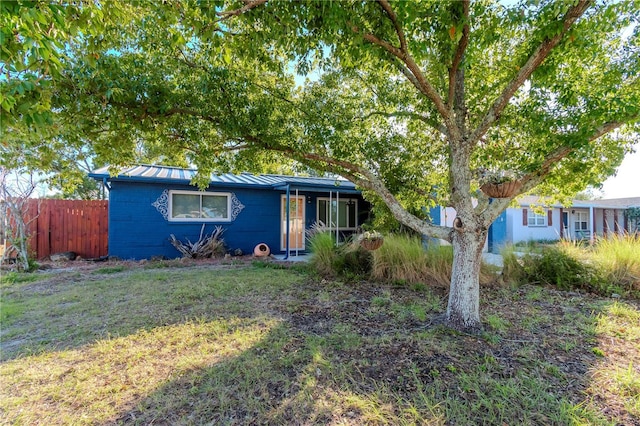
[521,247,599,291]
[500,244,526,285]
[339,244,373,278]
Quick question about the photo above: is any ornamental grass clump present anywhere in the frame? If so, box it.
[371,235,428,284]
[371,235,495,287]
[592,235,640,295]
[308,232,373,280]
[308,231,338,277]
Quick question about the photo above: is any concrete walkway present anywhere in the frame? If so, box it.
[482,252,504,267]
[272,253,311,262]
[272,252,506,267]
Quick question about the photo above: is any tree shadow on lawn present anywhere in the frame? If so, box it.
[112,284,639,425]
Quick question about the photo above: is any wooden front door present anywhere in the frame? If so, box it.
[281,195,305,250]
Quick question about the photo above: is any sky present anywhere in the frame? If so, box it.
[600,143,640,199]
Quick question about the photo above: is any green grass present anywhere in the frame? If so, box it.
[0,271,44,286]
[1,263,638,425]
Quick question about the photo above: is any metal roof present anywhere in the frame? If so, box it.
[89,165,360,193]
[518,195,640,209]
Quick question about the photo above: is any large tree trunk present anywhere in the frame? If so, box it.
[445,228,486,333]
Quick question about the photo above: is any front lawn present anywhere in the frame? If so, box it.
[1,262,638,425]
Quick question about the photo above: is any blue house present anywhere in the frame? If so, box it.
[89,165,370,260]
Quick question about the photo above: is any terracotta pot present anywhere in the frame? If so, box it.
[253,243,271,257]
[480,180,522,198]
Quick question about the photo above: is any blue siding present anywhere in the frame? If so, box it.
[429,206,441,225]
[109,182,283,259]
[107,182,370,260]
[488,210,508,253]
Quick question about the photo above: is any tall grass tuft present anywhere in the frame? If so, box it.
[371,235,495,287]
[372,235,430,284]
[308,232,338,277]
[592,235,640,293]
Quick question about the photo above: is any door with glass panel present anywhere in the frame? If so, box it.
[281,196,305,250]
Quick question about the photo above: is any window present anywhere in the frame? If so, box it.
[574,211,588,231]
[169,191,230,221]
[317,198,358,229]
[527,210,546,227]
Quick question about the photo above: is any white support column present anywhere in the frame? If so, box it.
[589,206,595,244]
[329,191,332,235]
[336,191,340,243]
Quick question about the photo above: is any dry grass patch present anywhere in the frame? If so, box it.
[1,317,277,425]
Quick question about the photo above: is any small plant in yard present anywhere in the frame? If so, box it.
[0,271,42,285]
[485,314,510,333]
[169,224,226,258]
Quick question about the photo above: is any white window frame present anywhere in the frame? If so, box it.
[527,210,546,227]
[168,190,232,222]
[316,198,358,230]
[574,211,589,231]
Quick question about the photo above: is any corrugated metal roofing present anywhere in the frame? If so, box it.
[89,165,359,191]
[518,195,640,209]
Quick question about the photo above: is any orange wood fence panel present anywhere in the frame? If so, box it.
[22,199,108,259]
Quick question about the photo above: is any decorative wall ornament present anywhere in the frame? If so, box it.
[230,193,245,220]
[152,189,169,220]
[152,189,245,221]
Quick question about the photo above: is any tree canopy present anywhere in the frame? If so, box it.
[2,0,639,330]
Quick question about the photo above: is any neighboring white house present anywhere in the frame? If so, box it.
[508,196,640,244]
[430,196,640,252]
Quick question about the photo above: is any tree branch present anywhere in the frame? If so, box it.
[243,135,453,241]
[481,119,625,224]
[217,0,269,21]
[447,0,470,107]
[351,14,455,136]
[360,31,455,134]
[518,120,624,193]
[376,0,407,52]
[469,0,592,144]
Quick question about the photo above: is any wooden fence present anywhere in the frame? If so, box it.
[2,199,108,260]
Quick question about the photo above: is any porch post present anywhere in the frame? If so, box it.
[590,206,595,244]
[285,184,290,260]
[336,191,339,243]
[329,191,332,235]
